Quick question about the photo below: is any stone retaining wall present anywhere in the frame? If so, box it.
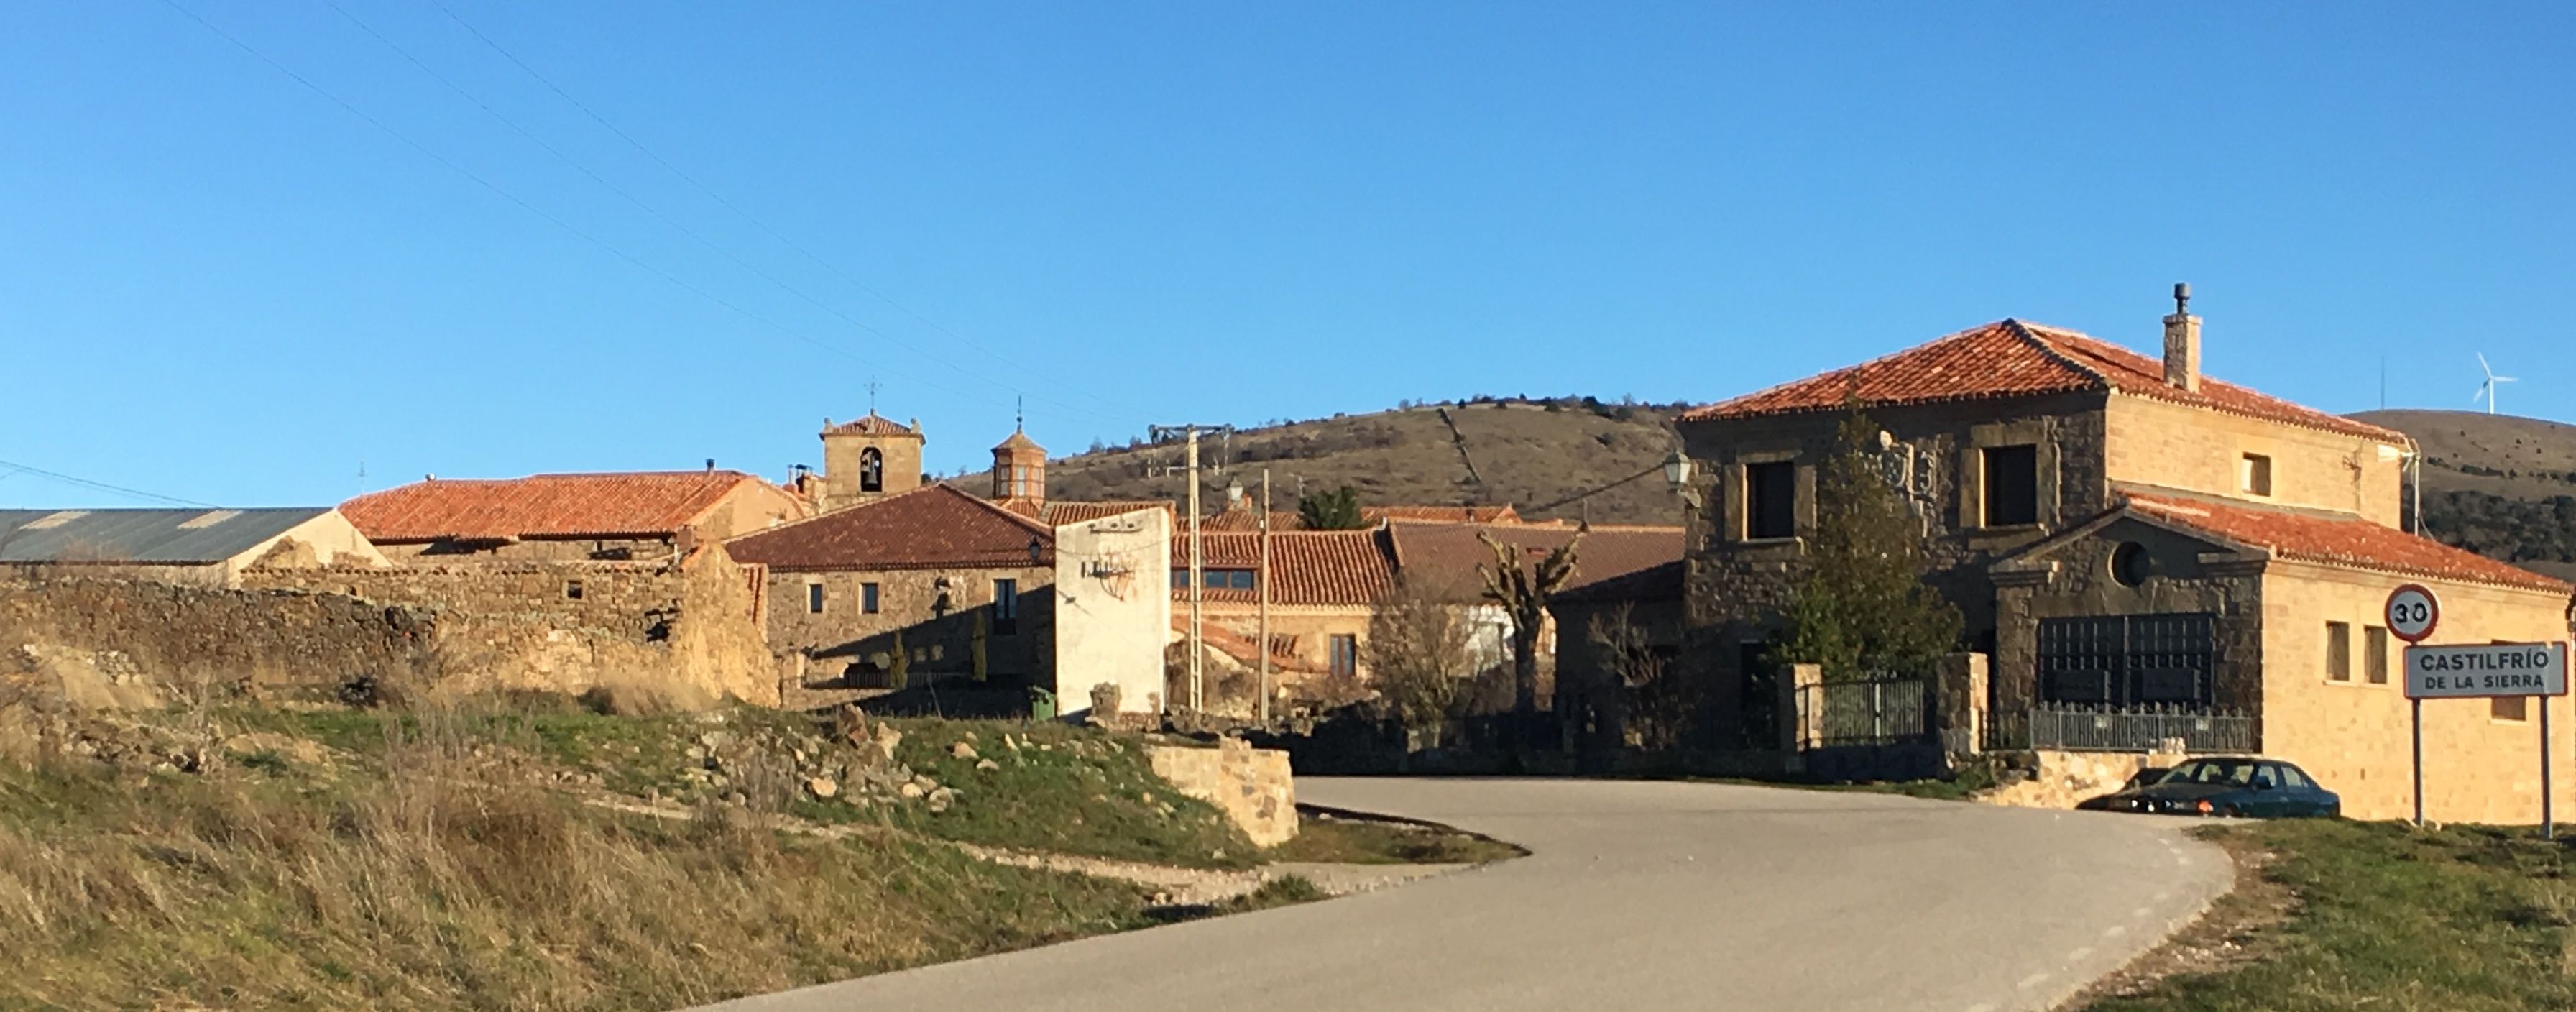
[1147,737,1298,847]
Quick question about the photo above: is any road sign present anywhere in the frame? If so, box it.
[2386,584,2441,643]
[2404,642,2568,699]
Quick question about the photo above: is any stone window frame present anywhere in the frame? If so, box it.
[861,581,880,615]
[1959,420,2059,534]
[2240,453,2274,498]
[1729,448,1809,544]
[805,581,824,615]
[2324,620,2352,682]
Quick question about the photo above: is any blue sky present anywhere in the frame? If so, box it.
[4,2,2571,507]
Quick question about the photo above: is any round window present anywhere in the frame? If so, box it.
[2111,542,2151,588]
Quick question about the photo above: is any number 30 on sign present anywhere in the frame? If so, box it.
[2386,584,2441,643]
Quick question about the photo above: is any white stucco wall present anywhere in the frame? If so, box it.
[1054,507,1172,716]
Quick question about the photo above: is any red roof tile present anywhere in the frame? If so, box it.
[2122,489,2570,593]
[726,484,1052,571]
[1170,530,1398,607]
[1002,500,1176,526]
[1385,523,1685,599]
[1195,502,1525,532]
[822,413,921,438]
[1176,615,1325,674]
[1679,319,2403,442]
[344,471,767,543]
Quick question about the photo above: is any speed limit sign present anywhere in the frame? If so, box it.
[2386,584,2441,643]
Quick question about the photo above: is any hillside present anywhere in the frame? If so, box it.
[2348,410,2576,584]
[1044,398,1688,526]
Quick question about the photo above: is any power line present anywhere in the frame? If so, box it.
[155,0,1003,411]
[323,0,1128,427]
[420,0,1149,426]
[0,459,218,507]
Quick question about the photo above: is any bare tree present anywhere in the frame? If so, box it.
[1363,577,1478,747]
[1477,531,1581,721]
[1586,603,1691,750]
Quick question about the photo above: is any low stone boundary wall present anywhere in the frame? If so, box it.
[1147,737,1298,847]
[1978,748,2187,809]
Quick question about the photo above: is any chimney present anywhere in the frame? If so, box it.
[2163,282,2201,392]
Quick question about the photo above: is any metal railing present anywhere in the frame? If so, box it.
[2012,702,2255,753]
[1798,677,1928,747]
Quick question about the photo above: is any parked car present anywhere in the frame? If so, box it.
[2073,766,2170,811]
[2094,757,2340,819]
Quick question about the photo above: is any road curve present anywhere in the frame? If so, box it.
[701,778,2232,1012]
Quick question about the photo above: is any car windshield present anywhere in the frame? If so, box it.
[2158,759,2258,786]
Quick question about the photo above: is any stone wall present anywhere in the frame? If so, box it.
[1979,749,2184,809]
[242,548,775,704]
[1147,736,1298,847]
[1678,392,2114,744]
[1,574,438,693]
[767,566,1055,689]
[2104,394,2406,528]
[2258,563,2573,824]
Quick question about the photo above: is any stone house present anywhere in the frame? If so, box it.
[727,483,1059,691]
[0,507,387,586]
[1176,528,1400,697]
[344,469,809,561]
[1674,298,2573,822]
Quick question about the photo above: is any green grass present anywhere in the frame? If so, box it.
[871,718,1256,869]
[2086,819,2576,1011]
[231,704,1258,869]
[1271,815,1527,865]
[0,745,1161,1012]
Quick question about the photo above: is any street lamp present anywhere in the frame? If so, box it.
[1662,448,1693,489]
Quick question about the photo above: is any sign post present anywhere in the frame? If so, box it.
[2388,584,2442,827]
[2404,640,2570,834]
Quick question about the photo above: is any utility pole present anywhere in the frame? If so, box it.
[1186,428,1203,713]
[1149,423,1233,717]
[1259,467,1272,725]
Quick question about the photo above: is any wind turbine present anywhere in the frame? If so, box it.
[2475,353,2518,415]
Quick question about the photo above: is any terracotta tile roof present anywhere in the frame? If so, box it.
[344,471,763,543]
[2120,488,2570,594]
[1678,319,2403,442]
[1011,500,1174,526]
[725,484,1052,571]
[1384,523,1685,599]
[1175,615,1325,674]
[993,430,1045,454]
[1195,502,1524,532]
[822,413,921,438]
[1169,530,1398,607]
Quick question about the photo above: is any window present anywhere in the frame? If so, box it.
[805,583,824,614]
[1981,444,2040,527]
[2325,622,2352,682]
[860,447,884,493]
[1746,461,1796,540]
[2240,454,2273,497]
[564,579,584,601]
[2037,613,2217,707]
[861,582,880,615]
[993,579,1019,635]
[2110,542,2151,587]
[2365,626,2391,684]
[2275,764,2313,790]
[2494,696,2530,722]
[1329,634,1358,680]
[1173,568,1256,589]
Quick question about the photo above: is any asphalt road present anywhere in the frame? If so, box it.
[703,778,2232,1012]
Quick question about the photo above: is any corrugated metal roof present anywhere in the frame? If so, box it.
[0,507,331,564]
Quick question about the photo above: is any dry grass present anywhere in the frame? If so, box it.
[0,705,1156,1011]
